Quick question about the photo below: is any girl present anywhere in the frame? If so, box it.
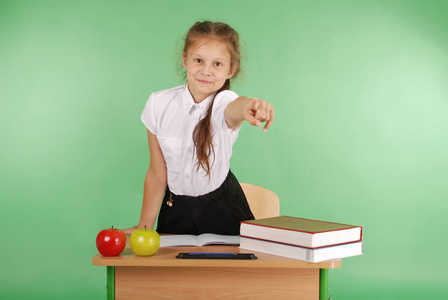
[124,21,274,236]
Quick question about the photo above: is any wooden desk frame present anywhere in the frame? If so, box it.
[93,245,340,300]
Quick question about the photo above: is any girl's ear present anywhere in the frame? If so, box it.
[227,63,238,79]
[182,52,187,69]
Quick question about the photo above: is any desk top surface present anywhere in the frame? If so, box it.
[92,239,341,269]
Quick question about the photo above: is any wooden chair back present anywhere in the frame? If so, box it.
[240,183,280,219]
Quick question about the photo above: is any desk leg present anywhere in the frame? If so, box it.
[107,266,115,300]
[319,269,329,300]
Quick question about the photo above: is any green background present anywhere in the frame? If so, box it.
[1,0,447,299]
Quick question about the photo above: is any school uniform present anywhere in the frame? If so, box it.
[141,84,254,235]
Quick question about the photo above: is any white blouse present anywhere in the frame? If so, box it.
[141,84,241,196]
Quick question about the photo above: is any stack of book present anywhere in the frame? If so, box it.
[239,216,363,263]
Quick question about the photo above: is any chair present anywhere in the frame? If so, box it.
[240,183,280,219]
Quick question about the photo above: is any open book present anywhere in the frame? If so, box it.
[160,234,240,247]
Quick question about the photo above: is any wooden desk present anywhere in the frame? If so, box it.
[92,241,341,300]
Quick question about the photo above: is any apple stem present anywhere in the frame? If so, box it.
[112,225,114,230]
[145,225,147,231]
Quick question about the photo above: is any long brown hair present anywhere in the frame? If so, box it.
[183,21,241,176]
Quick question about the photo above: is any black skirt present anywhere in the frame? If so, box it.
[156,171,255,235]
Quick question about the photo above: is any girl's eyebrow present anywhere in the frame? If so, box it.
[191,53,228,61]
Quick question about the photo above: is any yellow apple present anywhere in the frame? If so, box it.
[130,227,160,256]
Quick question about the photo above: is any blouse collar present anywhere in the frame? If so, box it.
[182,84,216,118]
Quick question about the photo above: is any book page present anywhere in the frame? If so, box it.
[197,234,240,246]
[160,234,240,247]
[160,235,200,247]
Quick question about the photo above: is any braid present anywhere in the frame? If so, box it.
[192,79,231,175]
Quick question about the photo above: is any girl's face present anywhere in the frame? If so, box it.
[183,37,237,103]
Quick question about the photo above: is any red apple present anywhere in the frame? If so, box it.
[96,225,126,256]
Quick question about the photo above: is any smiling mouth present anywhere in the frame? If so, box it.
[197,79,213,84]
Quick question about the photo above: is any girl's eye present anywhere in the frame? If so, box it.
[215,62,222,67]
[195,59,202,63]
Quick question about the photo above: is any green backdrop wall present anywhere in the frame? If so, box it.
[1,0,447,299]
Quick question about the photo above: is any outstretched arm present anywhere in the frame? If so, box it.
[123,129,167,235]
[224,96,275,132]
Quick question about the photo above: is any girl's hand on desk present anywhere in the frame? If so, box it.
[123,226,138,235]
[244,97,275,132]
